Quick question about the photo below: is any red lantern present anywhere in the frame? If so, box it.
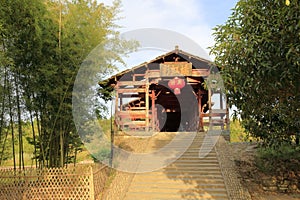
[168,77,185,95]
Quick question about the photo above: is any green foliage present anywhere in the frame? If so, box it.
[230,120,248,142]
[211,0,300,146]
[1,124,34,166]
[255,143,300,174]
[0,0,135,168]
[91,148,111,163]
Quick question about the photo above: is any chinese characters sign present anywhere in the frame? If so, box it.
[160,62,192,77]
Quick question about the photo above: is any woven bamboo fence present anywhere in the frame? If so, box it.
[0,164,110,200]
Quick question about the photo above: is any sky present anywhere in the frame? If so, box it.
[100,0,239,64]
[98,0,240,114]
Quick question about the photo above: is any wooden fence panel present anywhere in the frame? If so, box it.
[0,165,109,200]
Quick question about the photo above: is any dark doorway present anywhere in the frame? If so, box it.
[152,80,199,132]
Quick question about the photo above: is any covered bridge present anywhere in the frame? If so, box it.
[99,47,229,133]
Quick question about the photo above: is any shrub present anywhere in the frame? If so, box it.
[255,143,300,174]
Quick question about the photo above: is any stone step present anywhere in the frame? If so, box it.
[151,138,206,142]
[122,132,228,200]
[131,174,224,181]
[136,169,221,177]
[124,191,228,200]
[146,139,208,143]
[127,187,227,194]
[137,156,218,162]
[129,182,226,188]
[164,164,220,169]
[159,170,222,174]
[147,144,215,147]
[174,159,219,163]
[137,162,220,169]
[160,166,221,171]
[128,178,225,185]
[147,147,215,151]
[176,155,218,160]
[178,150,217,154]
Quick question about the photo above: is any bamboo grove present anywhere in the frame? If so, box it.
[0,0,134,169]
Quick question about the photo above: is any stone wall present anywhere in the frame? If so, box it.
[260,174,300,193]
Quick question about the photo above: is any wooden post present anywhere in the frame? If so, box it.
[110,99,114,167]
[220,92,224,130]
[89,166,95,200]
[208,88,212,130]
[119,94,123,111]
[145,77,150,132]
[115,85,119,131]
[220,91,223,109]
[198,89,202,131]
[226,101,230,132]
[115,85,119,112]
[151,90,155,131]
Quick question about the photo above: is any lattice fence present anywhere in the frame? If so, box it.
[0,164,110,200]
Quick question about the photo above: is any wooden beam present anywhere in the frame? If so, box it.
[117,110,149,117]
[211,109,227,114]
[117,88,146,93]
[202,113,226,117]
[187,77,200,84]
[120,94,141,98]
[130,107,147,110]
[117,81,146,86]
[192,69,210,77]
[203,120,225,126]
[120,121,147,126]
[148,70,160,78]
[133,74,147,79]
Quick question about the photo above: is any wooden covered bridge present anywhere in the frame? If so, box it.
[99,47,230,133]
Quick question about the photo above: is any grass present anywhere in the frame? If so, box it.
[0,119,252,167]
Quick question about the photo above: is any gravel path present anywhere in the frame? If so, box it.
[215,136,252,200]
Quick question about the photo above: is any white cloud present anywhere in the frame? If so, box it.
[99,0,237,61]
[116,0,213,55]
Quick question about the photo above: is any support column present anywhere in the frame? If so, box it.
[115,85,119,131]
[145,77,149,132]
[208,88,212,130]
[151,90,156,131]
[226,101,230,131]
[119,94,123,111]
[220,92,223,109]
[198,89,203,131]
[220,92,224,130]
[115,85,119,112]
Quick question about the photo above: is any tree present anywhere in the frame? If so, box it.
[0,0,45,169]
[210,0,300,146]
[0,0,135,168]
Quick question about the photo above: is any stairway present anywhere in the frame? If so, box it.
[123,132,229,200]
